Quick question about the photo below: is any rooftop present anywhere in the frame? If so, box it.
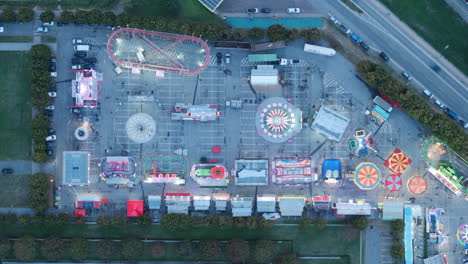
[62,151,89,186]
[311,105,350,142]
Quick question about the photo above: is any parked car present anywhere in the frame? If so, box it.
[290,59,300,64]
[434,99,444,109]
[74,51,87,58]
[225,53,231,64]
[287,8,301,13]
[423,89,434,99]
[43,21,54,26]
[1,168,13,174]
[261,8,271,13]
[48,128,56,134]
[72,58,85,65]
[83,64,94,70]
[379,52,389,61]
[36,27,48,33]
[44,105,54,110]
[48,92,56,97]
[216,52,222,65]
[46,135,56,141]
[360,41,369,51]
[46,149,54,156]
[329,15,338,24]
[72,38,83,44]
[350,33,362,44]
[0,27,4,33]
[444,108,458,120]
[402,72,412,81]
[49,65,56,72]
[50,57,57,63]
[339,25,351,34]
[247,8,259,14]
[43,110,53,117]
[458,119,468,129]
[46,142,56,147]
[85,57,97,64]
[72,64,83,70]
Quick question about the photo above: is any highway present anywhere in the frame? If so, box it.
[310,0,468,121]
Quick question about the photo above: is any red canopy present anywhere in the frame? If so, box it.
[127,200,144,217]
[211,166,226,179]
[212,146,221,153]
[74,209,86,217]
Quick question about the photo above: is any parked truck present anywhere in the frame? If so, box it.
[74,45,90,51]
[248,54,287,65]
[303,44,336,56]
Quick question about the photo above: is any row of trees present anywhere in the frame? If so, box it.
[29,173,50,212]
[0,236,301,263]
[356,60,468,158]
[30,44,52,163]
[0,212,71,225]
[390,219,405,259]
[161,213,273,231]
[0,8,34,23]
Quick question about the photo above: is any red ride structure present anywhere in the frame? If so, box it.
[107,28,211,75]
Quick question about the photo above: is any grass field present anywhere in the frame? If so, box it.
[0,36,33,43]
[126,0,219,23]
[380,0,468,75]
[0,224,360,262]
[41,35,56,43]
[0,52,32,160]
[0,0,119,8]
[0,174,30,207]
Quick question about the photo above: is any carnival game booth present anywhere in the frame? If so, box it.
[322,159,342,183]
[313,195,331,211]
[234,159,269,186]
[190,163,228,187]
[99,156,137,185]
[231,196,253,217]
[142,156,185,184]
[257,194,277,213]
[272,159,317,184]
[213,193,230,211]
[127,200,144,217]
[171,103,221,121]
[165,193,191,214]
[193,195,211,211]
[278,197,306,217]
[333,200,373,216]
[75,196,102,217]
[71,69,102,108]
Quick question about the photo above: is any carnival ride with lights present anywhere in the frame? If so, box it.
[190,163,228,187]
[142,156,186,184]
[353,162,381,190]
[384,148,412,175]
[348,129,377,157]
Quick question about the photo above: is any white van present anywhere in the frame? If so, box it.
[74,45,89,51]
[423,89,434,99]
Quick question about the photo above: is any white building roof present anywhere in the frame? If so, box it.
[63,151,89,186]
[278,197,305,216]
[148,195,161,210]
[250,65,279,87]
[382,201,404,220]
[311,105,350,142]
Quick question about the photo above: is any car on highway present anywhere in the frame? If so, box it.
[48,92,56,97]
[458,119,468,129]
[360,41,369,51]
[431,64,441,72]
[72,38,83,44]
[216,52,222,65]
[350,33,362,44]
[423,89,434,99]
[225,53,231,64]
[339,25,351,34]
[74,51,87,58]
[287,8,301,14]
[434,99,444,109]
[402,72,412,81]
[329,15,338,24]
[247,8,259,14]
[45,135,56,142]
[379,52,389,61]
[36,27,48,33]
[1,168,13,174]
[444,108,458,120]
[261,8,271,13]
[44,105,54,110]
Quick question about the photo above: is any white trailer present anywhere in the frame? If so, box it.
[136,51,145,62]
[304,44,336,56]
[74,45,90,51]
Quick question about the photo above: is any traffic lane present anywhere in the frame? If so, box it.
[320,0,468,119]
[0,161,32,174]
[218,0,316,14]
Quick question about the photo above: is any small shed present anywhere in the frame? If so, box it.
[231,196,253,217]
[148,195,161,210]
[250,65,280,88]
[256,194,276,213]
[278,197,305,216]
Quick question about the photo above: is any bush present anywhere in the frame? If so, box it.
[74,217,86,225]
[150,242,165,258]
[161,213,192,231]
[0,8,17,23]
[136,214,152,225]
[253,240,275,263]
[299,217,312,229]
[204,215,218,226]
[103,11,116,26]
[4,213,17,224]
[96,240,116,260]
[18,8,34,23]
[70,237,88,260]
[59,10,74,24]
[29,173,50,212]
[57,213,71,225]
[41,236,64,260]
[96,216,112,225]
[234,217,246,228]
[88,9,103,24]
[176,240,193,257]
[14,236,36,261]
[391,219,405,234]
[301,28,321,42]
[111,216,127,225]
[0,237,11,258]
[391,244,405,259]
[192,215,204,226]
[217,215,233,229]
[40,10,55,23]
[199,240,221,259]
[228,239,249,263]
[18,215,31,225]
[267,24,289,42]
[248,27,265,40]
[121,238,143,260]
[257,217,273,229]
[245,216,257,229]
[75,10,88,24]
[273,252,303,264]
[351,216,368,230]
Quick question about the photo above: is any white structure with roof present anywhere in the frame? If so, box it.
[193,195,211,211]
[382,201,404,220]
[165,194,191,214]
[231,196,253,217]
[257,194,276,212]
[311,105,350,142]
[63,151,90,186]
[234,159,269,185]
[278,197,305,216]
[213,193,229,211]
[250,65,280,88]
[148,195,161,210]
[334,200,373,215]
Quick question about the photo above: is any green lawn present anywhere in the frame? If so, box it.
[0,174,30,207]
[0,224,360,262]
[0,52,32,160]
[126,0,219,23]
[0,0,119,8]
[0,36,33,43]
[41,35,57,43]
[380,0,468,75]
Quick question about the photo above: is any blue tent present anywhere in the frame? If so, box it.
[322,159,342,180]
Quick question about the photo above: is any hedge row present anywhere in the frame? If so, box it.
[29,173,50,213]
[356,60,468,159]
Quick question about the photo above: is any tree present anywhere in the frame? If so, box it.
[14,236,36,261]
[121,238,143,260]
[103,11,116,26]
[18,215,31,225]
[273,252,303,264]
[59,10,74,24]
[257,217,273,229]
[299,217,312,229]
[391,219,405,235]
[315,217,326,230]
[74,10,88,24]
[30,44,51,59]
[70,237,88,260]
[234,217,246,228]
[248,27,265,40]
[41,236,64,260]
[32,150,48,163]
[301,28,321,42]
[391,244,404,259]
[88,9,103,24]
[96,240,115,260]
[351,216,368,230]
[111,215,127,225]
[230,28,246,41]
[286,28,299,41]
[18,8,34,23]
[217,215,233,230]
[176,240,193,257]
[161,213,191,231]
[136,214,152,225]
[192,215,204,226]
[74,217,86,225]
[150,242,165,258]
[4,213,17,224]
[57,213,70,225]
[40,10,55,23]
[204,215,217,226]
[29,173,50,212]
[0,8,17,23]
[267,24,289,42]
[0,237,11,258]
[228,239,249,263]
[245,216,257,230]
[199,240,221,259]
[96,216,111,225]
[253,240,275,263]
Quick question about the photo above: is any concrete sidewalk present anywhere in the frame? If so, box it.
[0,43,33,51]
